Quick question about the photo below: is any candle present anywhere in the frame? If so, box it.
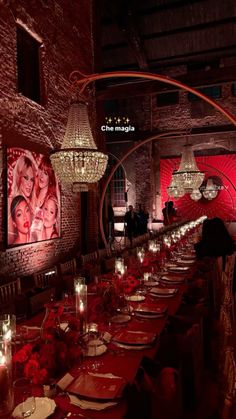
[75,283,87,334]
[143,273,150,282]
[79,301,84,314]
[0,361,9,405]
[115,258,125,275]
[79,301,84,334]
[88,323,98,334]
[0,349,11,413]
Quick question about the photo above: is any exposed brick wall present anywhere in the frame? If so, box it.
[134,144,152,212]
[87,188,99,252]
[0,0,94,280]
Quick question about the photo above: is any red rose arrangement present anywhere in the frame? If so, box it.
[88,274,140,322]
[13,308,82,385]
[123,275,140,294]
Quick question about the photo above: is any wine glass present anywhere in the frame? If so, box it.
[13,378,36,418]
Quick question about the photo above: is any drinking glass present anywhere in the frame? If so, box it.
[13,378,35,418]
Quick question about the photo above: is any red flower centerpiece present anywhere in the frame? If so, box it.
[13,306,82,385]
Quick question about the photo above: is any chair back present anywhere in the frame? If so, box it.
[225,253,236,280]
[59,258,77,276]
[97,248,108,261]
[80,252,97,265]
[0,278,21,305]
[220,305,233,339]
[33,266,58,288]
[221,347,236,419]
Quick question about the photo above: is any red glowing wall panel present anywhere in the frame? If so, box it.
[160,154,236,221]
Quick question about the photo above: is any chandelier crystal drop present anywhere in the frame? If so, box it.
[167,171,185,198]
[202,178,218,200]
[173,144,205,193]
[50,102,108,185]
[190,189,202,201]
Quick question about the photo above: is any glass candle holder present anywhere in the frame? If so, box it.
[0,320,13,416]
[0,314,16,341]
[143,272,151,282]
[115,258,125,275]
[74,279,87,334]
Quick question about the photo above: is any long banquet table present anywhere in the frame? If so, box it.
[11,276,191,419]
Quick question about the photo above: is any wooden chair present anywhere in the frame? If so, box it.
[97,248,108,261]
[0,278,21,306]
[220,305,233,342]
[225,253,236,281]
[80,252,97,265]
[80,252,101,282]
[220,346,236,419]
[59,258,77,276]
[0,278,27,319]
[33,266,58,289]
[59,258,77,293]
[29,267,60,314]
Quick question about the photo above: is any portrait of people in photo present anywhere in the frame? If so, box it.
[7,148,61,246]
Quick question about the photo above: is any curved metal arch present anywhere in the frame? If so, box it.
[99,131,188,248]
[71,70,236,125]
[68,70,236,247]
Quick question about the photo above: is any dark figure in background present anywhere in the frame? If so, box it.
[194,217,234,264]
[124,205,138,246]
[137,204,149,235]
[107,203,115,242]
[162,201,177,226]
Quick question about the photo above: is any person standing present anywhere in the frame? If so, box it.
[137,204,149,235]
[162,201,177,226]
[107,203,115,242]
[124,205,138,246]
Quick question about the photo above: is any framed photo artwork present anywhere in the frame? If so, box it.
[7,148,61,247]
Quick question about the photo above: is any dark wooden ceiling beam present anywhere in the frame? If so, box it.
[102,45,236,72]
[96,65,236,100]
[102,16,236,51]
[102,0,205,25]
[116,2,149,71]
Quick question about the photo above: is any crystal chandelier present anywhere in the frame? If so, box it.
[50,102,108,186]
[167,171,185,198]
[202,178,218,200]
[190,189,202,201]
[173,143,205,193]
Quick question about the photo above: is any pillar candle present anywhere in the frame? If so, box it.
[0,363,9,405]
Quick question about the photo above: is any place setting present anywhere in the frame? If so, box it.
[57,371,127,411]
[149,286,178,298]
[111,330,157,350]
[176,258,195,266]
[133,303,168,319]
[166,265,190,273]
[160,274,186,285]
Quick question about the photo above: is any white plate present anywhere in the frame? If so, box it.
[161,276,185,284]
[168,266,189,272]
[125,295,145,302]
[177,259,195,264]
[149,287,177,298]
[135,313,165,319]
[150,293,175,298]
[113,341,152,350]
[110,314,131,323]
[143,281,159,287]
[150,287,177,294]
[13,397,56,419]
